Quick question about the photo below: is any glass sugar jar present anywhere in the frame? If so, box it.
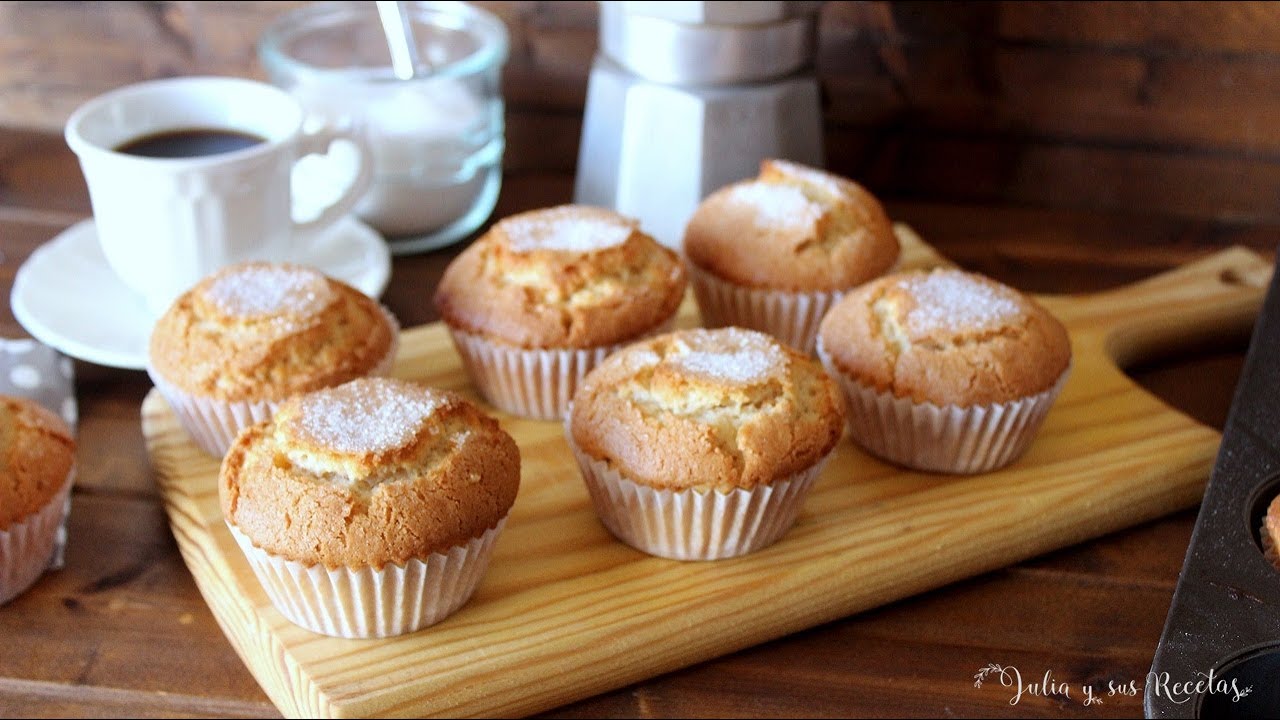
[259,1,508,254]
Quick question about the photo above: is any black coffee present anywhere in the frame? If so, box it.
[115,128,265,158]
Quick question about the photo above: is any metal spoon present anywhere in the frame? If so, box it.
[376,0,424,80]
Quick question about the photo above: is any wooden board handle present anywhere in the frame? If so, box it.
[1045,246,1273,369]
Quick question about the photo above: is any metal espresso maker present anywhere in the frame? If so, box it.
[573,1,827,249]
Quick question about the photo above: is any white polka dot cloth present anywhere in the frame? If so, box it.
[1,338,76,570]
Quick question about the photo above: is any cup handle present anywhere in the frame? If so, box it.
[291,126,375,237]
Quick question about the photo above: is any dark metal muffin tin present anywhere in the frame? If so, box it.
[1147,253,1280,718]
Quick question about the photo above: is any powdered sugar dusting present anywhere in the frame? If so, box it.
[768,159,846,197]
[623,347,663,373]
[900,271,1024,335]
[205,264,334,319]
[670,328,785,384]
[288,379,444,455]
[504,208,633,253]
[728,182,822,230]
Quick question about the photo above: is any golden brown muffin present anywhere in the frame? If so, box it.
[683,159,899,293]
[149,261,397,402]
[816,268,1071,474]
[221,377,520,570]
[818,268,1072,407]
[433,205,686,350]
[569,327,844,493]
[0,396,74,529]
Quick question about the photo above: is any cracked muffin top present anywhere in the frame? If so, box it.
[0,395,74,529]
[683,159,900,293]
[568,327,844,493]
[817,268,1071,406]
[433,205,686,349]
[148,262,397,402]
[220,377,520,570]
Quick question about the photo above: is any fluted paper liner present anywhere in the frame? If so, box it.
[567,431,830,560]
[817,338,1070,474]
[0,467,73,605]
[149,306,400,457]
[688,262,842,355]
[228,519,505,639]
[447,317,675,421]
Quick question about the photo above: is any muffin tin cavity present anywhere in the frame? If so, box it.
[1196,644,1280,718]
[1246,476,1280,565]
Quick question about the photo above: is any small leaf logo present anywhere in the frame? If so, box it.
[973,663,1005,688]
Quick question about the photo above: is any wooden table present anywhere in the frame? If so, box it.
[0,125,1272,719]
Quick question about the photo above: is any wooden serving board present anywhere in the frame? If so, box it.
[142,227,1272,718]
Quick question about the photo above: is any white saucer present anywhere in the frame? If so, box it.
[11,216,391,370]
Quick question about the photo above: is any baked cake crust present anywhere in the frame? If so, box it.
[569,328,845,493]
[220,378,520,569]
[818,268,1072,406]
[149,262,396,402]
[434,205,686,349]
[683,159,899,292]
[0,395,74,528]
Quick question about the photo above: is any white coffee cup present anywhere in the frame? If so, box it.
[64,75,374,314]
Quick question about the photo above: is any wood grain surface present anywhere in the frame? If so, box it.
[7,2,1280,225]
[0,121,1271,717]
[5,0,1280,704]
[140,227,1270,718]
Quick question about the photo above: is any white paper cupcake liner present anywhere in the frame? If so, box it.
[567,431,829,560]
[0,466,74,605]
[149,306,400,457]
[817,338,1070,474]
[228,519,505,639]
[447,317,674,421]
[687,262,842,354]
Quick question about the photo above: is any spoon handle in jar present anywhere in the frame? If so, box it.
[376,0,422,80]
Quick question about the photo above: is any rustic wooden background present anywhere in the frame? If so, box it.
[0,4,1277,717]
[2,1,1278,240]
